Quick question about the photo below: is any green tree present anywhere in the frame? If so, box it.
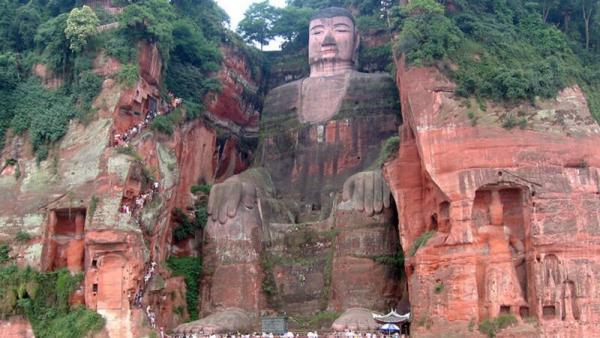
[0,52,19,145]
[272,6,314,50]
[65,5,99,53]
[120,0,177,60]
[237,0,279,50]
[171,0,229,39]
[12,4,41,51]
[577,0,599,50]
[538,0,560,22]
[35,13,71,73]
[394,0,461,65]
[401,0,445,16]
[47,0,84,16]
[165,18,222,106]
[285,0,345,8]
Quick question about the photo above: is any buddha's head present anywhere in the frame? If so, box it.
[308,7,359,77]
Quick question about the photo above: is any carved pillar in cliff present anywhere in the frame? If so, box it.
[66,211,85,273]
[43,210,58,271]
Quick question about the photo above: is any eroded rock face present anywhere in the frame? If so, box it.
[0,31,261,336]
[0,318,34,338]
[385,57,600,337]
[205,46,261,129]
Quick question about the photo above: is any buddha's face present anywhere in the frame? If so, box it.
[308,16,358,71]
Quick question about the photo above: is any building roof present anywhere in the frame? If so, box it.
[372,310,411,323]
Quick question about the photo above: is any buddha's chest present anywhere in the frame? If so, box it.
[298,75,349,124]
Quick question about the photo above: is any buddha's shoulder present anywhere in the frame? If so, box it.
[263,80,302,117]
[346,71,396,90]
[348,70,394,81]
[340,71,398,106]
[266,79,303,99]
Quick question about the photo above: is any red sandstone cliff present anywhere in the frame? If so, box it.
[385,57,600,337]
[0,34,262,336]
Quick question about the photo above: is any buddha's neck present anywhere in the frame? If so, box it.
[310,61,354,77]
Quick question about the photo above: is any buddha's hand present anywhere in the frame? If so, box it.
[342,170,391,216]
[207,176,257,224]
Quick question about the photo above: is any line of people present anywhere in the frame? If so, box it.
[112,93,182,147]
[133,260,157,308]
[335,331,407,338]
[120,181,159,216]
[175,332,318,338]
[174,332,407,338]
[113,109,161,147]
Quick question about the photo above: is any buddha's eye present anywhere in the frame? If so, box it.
[312,30,323,36]
[334,24,351,33]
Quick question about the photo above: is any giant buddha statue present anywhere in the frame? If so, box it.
[175,7,402,335]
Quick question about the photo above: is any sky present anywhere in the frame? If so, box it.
[215,0,286,50]
[215,0,287,29]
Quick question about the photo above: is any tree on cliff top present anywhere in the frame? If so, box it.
[272,6,314,50]
[65,5,99,53]
[120,0,176,60]
[238,0,279,50]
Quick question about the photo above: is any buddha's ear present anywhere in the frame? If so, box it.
[353,32,361,66]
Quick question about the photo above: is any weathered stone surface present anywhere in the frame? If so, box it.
[138,42,161,86]
[32,63,63,89]
[205,46,260,128]
[384,57,600,336]
[0,318,34,338]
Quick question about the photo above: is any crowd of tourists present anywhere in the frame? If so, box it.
[172,332,408,338]
[112,92,182,147]
[119,181,159,216]
[131,260,157,309]
[112,109,159,147]
[333,331,407,338]
[173,332,305,338]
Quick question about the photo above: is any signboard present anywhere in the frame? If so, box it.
[261,316,288,334]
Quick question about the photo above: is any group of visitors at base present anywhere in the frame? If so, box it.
[173,331,311,338]
[334,331,407,338]
[173,332,408,338]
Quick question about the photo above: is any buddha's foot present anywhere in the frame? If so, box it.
[174,308,254,335]
[331,308,380,332]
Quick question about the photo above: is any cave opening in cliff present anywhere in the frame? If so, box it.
[543,305,556,319]
[388,197,410,315]
[43,208,86,272]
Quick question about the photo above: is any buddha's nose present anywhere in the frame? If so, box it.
[322,33,336,46]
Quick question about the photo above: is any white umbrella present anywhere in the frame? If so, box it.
[379,324,400,333]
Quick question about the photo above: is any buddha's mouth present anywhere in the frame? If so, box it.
[321,46,338,56]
